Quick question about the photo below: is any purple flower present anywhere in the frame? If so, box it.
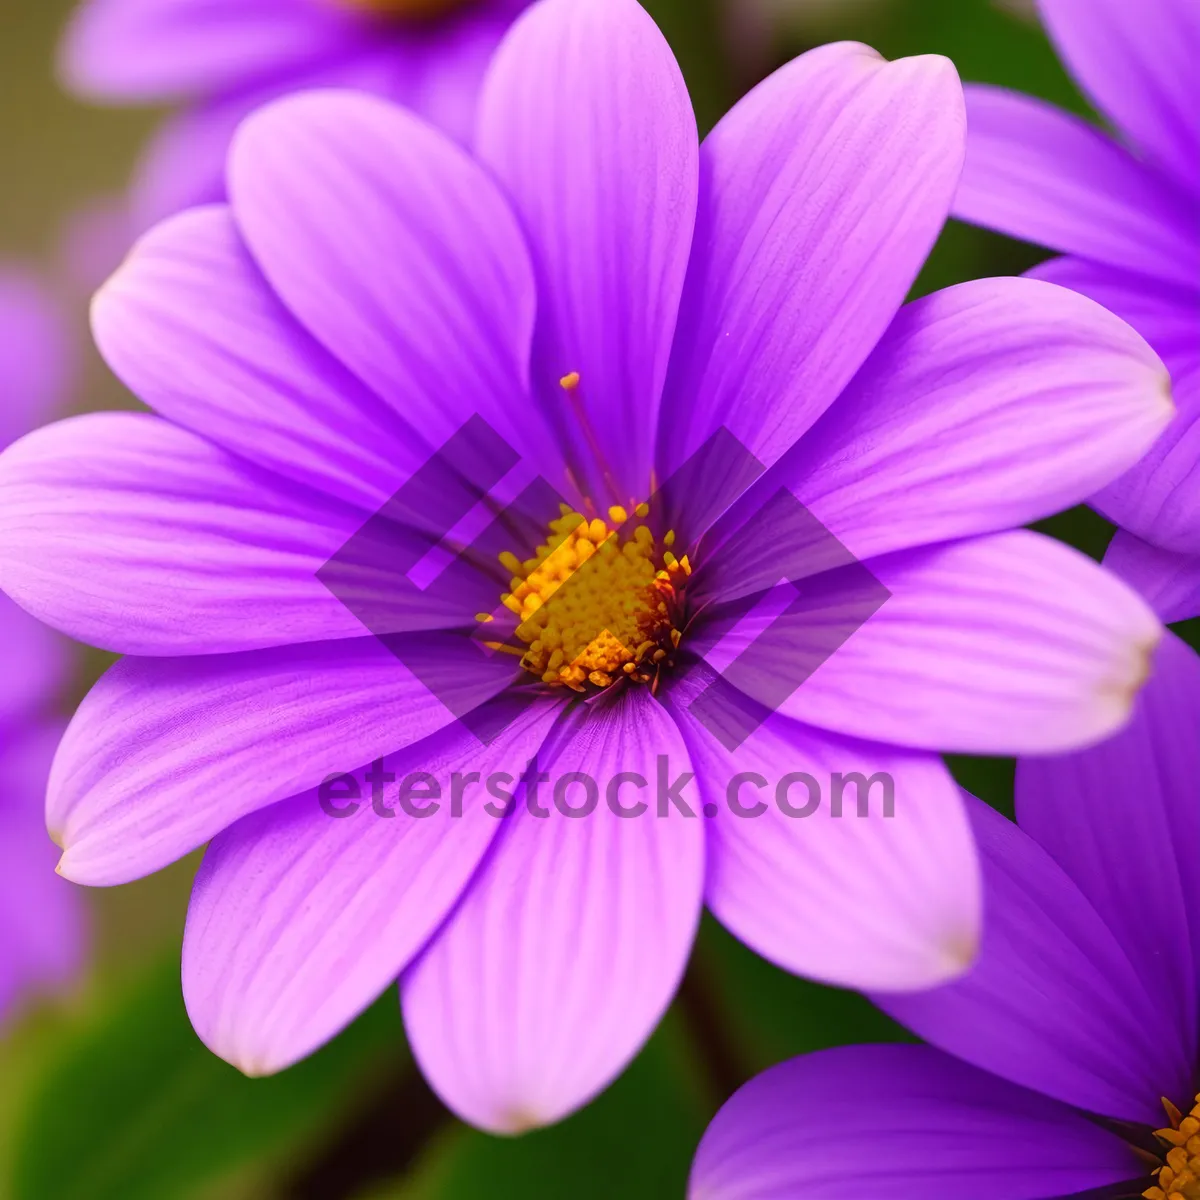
[0,0,1173,1130]
[953,0,1200,622]
[690,629,1200,1200]
[0,270,85,1023]
[59,0,532,230]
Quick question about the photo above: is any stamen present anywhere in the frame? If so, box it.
[490,500,691,692]
[1144,1094,1200,1200]
[557,371,622,508]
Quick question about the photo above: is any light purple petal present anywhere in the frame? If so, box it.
[51,635,518,886]
[1028,256,1200,378]
[1101,365,1200,555]
[954,85,1200,290]
[784,275,1172,560]
[702,530,1162,754]
[1093,365,1200,555]
[689,1043,1142,1200]
[0,267,74,447]
[402,689,704,1132]
[228,88,563,481]
[662,43,964,497]
[59,0,363,102]
[183,697,560,1076]
[94,205,425,512]
[0,721,86,1021]
[475,0,698,506]
[881,796,1191,1125]
[1038,0,1200,193]
[670,679,980,992]
[0,412,377,655]
[1029,256,1200,554]
[1015,631,1200,1071]
[1105,530,1200,623]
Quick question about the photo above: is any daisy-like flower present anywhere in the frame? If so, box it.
[690,629,1200,1200]
[0,270,85,1023]
[0,0,1173,1131]
[953,0,1200,622]
[59,0,531,229]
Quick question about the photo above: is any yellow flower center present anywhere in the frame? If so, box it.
[485,500,690,693]
[335,0,469,19]
[1145,1094,1200,1200]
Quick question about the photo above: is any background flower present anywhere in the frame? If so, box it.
[58,0,532,230]
[0,268,85,1025]
[690,630,1200,1200]
[952,0,1200,622]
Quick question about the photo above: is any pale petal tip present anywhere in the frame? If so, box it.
[1083,624,1165,750]
[1159,367,1177,418]
[492,1107,549,1137]
[934,924,981,983]
[1112,625,1163,704]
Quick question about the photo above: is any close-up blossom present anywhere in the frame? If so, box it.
[3,0,1199,1193]
[690,629,1200,1200]
[0,0,1175,1138]
[0,269,85,1024]
[58,0,532,227]
[953,0,1200,622]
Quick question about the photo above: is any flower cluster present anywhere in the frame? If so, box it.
[0,0,1196,1192]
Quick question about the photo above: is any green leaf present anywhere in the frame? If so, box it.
[7,954,407,1200]
[367,1012,711,1200]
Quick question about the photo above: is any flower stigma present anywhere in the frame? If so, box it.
[1145,1094,1200,1200]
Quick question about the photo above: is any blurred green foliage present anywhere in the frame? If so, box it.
[0,0,1136,1197]
[5,956,409,1200]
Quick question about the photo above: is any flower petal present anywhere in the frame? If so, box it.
[783,275,1172,560]
[1029,256,1200,554]
[228,89,562,480]
[689,1044,1142,1200]
[954,85,1199,290]
[1093,366,1200,555]
[1038,0,1200,193]
[662,43,964,503]
[51,634,518,886]
[880,796,1191,1125]
[1105,530,1200,623]
[1028,256,1200,378]
[1015,631,1200,1069]
[670,678,981,992]
[402,689,704,1133]
[94,205,427,512]
[0,412,380,654]
[59,0,363,102]
[475,0,698,505]
[182,697,560,1076]
[697,530,1162,754]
